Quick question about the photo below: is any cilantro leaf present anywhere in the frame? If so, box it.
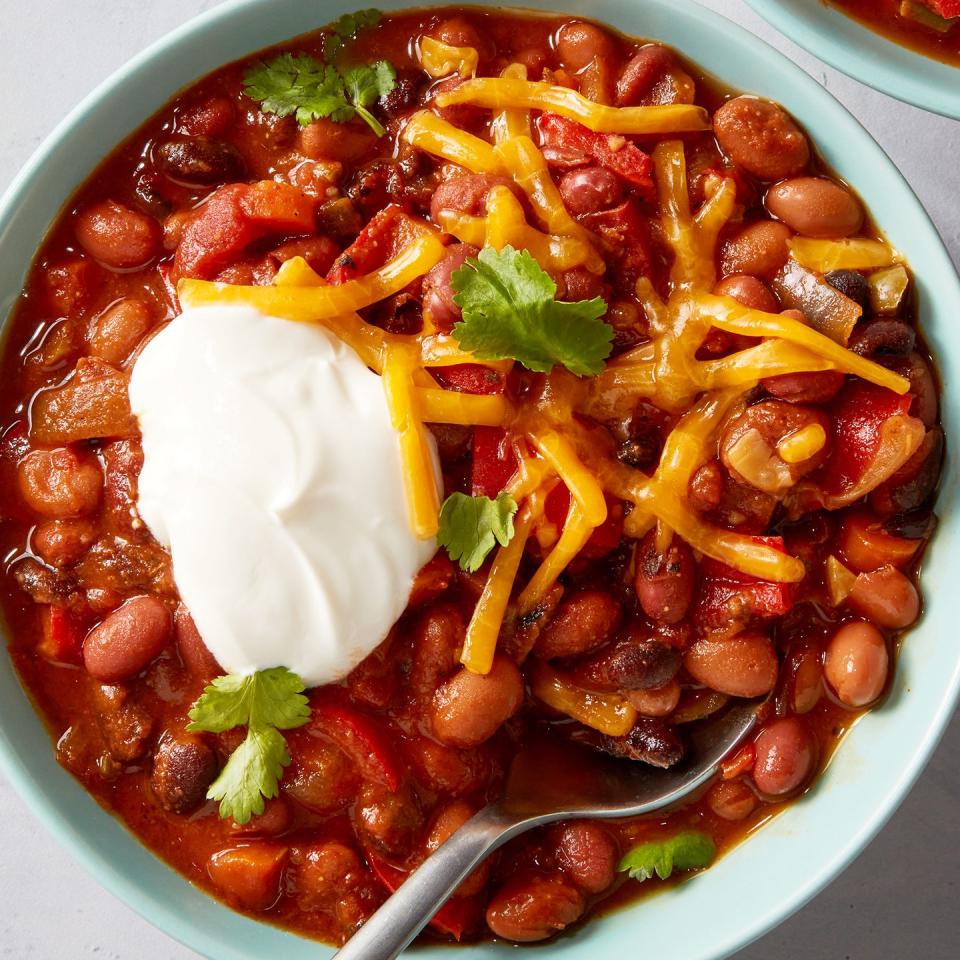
[451,246,612,376]
[437,492,518,572]
[187,667,310,823]
[205,725,290,825]
[243,53,394,134]
[618,831,716,883]
[326,8,383,59]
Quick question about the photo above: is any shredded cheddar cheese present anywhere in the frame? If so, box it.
[491,63,532,142]
[531,660,637,736]
[418,36,479,79]
[402,111,502,174]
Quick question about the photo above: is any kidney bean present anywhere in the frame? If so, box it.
[824,620,889,707]
[615,44,673,105]
[434,15,490,56]
[713,274,779,313]
[766,177,863,239]
[90,299,153,365]
[431,172,520,222]
[230,797,293,837]
[156,136,245,186]
[721,221,793,278]
[688,460,725,512]
[293,841,365,911]
[888,352,938,428]
[626,679,681,717]
[284,734,358,813]
[421,243,480,332]
[535,589,623,660]
[714,97,810,181]
[569,624,681,692]
[75,200,161,269]
[150,730,218,814]
[634,530,696,624]
[594,717,684,767]
[486,871,585,942]
[83,596,172,682]
[684,632,779,698]
[707,778,759,821]
[871,427,943,516]
[761,370,846,405]
[558,167,624,217]
[300,118,377,161]
[848,565,920,630]
[431,656,523,747]
[551,821,618,894]
[356,780,423,855]
[207,844,289,911]
[556,20,615,72]
[31,517,97,568]
[825,269,871,309]
[752,716,816,797]
[18,447,102,519]
[173,604,222,681]
[178,96,236,137]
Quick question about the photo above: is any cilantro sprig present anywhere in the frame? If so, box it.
[618,830,716,883]
[243,54,396,136]
[326,8,382,59]
[450,246,612,376]
[438,492,518,572]
[187,667,310,824]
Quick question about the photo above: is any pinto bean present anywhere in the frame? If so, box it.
[752,716,816,797]
[90,299,153,365]
[761,370,846,405]
[634,529,696,624]
[721,221,793,278]
[825,269,871,309]
[151,730,218,813]
[626,679,681,717]
[766,177,863,239]
[714,97,809,181]
[708,778,759,821]
[713,274,779,313]
[824,620,889,708]
[431,656,523,747]
[293,841,365,911]
[534,590,623,660]
[552,821,618,894]
[688,460,724,512]
[558,167,624,216]
[556,20,615,72]
[848,565,920,629]
[486,871,585,942]
[434,15,489,55]
[300,118,377,161]
[18,447,102,519]
[31,517,98,568]
[870,426,943,516]
[75,200,161,269]
[425,800,489,895]
[82,596,172,682]
[208,845,289,911]
[569,623,681,692]
[409,601,466,703]
[355,780,422,855]
[684,632,779,698]
[421,243,479,331]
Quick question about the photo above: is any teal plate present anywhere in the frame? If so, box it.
[746,0,960,118]
[0,2,958,959]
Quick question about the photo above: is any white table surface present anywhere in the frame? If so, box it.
[1,1,958,958]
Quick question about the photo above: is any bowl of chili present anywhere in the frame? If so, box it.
[0,1,957,959]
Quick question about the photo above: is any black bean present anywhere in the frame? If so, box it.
[849,319,916,358]
[156,137,245,186]
[825,269,870,310]
[593,719,685,768]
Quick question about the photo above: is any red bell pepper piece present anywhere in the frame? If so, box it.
[471,427,519,498]
[310,700,401,791]
[365,851,479,939]
[431,364,505,396]
[38,605,85,665]
[536,114,656,199]
[544,486,624,558]
[921,0,960,18]
[579,199,654,288]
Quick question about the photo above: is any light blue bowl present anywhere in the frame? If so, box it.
[0,1,957,959]
[746,0,960,118]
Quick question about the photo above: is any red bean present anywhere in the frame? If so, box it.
[570,627,681,692]
[18,447,102,519]
[752,716,816,797]
[766,177,863,239]
[431,656,523,747]
[31,517,98,568]
[150,730,218,814]
[75,200,161,269]
[824,620,889,708]
[558,167,624,216]
[207,844,289,911]
[90,299,153,365]
[708,778,759,821]
[535,589,623,660]
[174,604,222,681]
[556,20,615,72]
[721,221,793,278]
[713,274,779,313]
[552,821,618,894]
[848,566,920,630]
[634,530,696,624]
[762,370,846,405]
[486,871,585,942]
[684,632,779,698]
[421,243,479,332]
[714,97,810,181]
[82,596,172,682]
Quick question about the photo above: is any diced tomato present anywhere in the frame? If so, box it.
[365,851,480,939]
[579,199,654,288]
[838,510,922,572]
[430,364,505,396]
[922,0,960,17]
[327,204,437,284]
[310,699,401,791]
[37,605,85,664]
[471,427,519,498]
[173,181,316,280]
[544,487,623,558]
[536,114,656,199]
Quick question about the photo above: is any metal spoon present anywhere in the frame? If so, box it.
[334,700,760,960]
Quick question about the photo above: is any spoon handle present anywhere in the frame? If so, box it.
[333,806,517,960]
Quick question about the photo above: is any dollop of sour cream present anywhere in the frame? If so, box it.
[129,304,438,688]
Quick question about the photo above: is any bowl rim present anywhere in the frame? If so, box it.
[0,2,958,960]
[745,0,960,119]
